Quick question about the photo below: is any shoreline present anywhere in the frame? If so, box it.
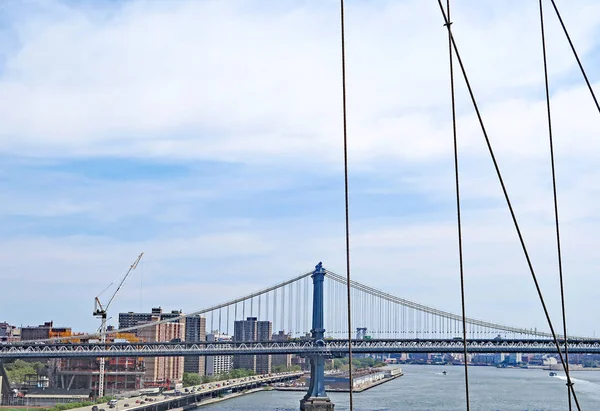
[393,363,600,373]
[61,372,301,411]
[170,388,265,410]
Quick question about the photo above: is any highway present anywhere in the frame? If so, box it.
[71,372,303,411]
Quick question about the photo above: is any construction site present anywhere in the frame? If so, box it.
[1,253,157,405]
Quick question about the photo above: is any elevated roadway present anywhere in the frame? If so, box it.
[2,339,600,359]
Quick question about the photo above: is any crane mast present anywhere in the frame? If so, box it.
[93,252,144,398]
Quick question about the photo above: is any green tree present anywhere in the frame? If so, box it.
[4,359,44,385]
[33,362,48,375]
[272,364,302,373]
[225,368,255,379]
[183,372,202,387]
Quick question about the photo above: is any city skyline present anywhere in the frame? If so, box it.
[0,0,599,338]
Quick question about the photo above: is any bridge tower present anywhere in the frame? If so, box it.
[300,262,335,411]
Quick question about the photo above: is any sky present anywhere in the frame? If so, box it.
[0,0,599,337]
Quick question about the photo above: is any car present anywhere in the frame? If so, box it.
[124,404,129,407]
[92,406,99,411]
[135,400,141,403]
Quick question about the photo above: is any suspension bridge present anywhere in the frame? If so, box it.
[1,262,595,360]
[1,262,596,410]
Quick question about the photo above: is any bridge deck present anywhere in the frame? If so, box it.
[2,339,599,358]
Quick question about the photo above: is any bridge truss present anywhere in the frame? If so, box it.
[2,339,600,359]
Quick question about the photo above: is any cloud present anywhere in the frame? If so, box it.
[0,0,599,339]
[0,0,597,163]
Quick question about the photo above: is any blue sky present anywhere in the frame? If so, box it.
[0,0,599,337]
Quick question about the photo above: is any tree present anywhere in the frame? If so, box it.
[183,372,202,387]
[272,364,301,373]
[4,359,47,385]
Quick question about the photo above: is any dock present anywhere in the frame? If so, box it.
[275,367,403,393]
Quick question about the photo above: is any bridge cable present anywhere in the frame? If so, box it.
[434,0,581,406]
[444,1,470,409]
[549,0,600,114]
[325,270,573,338]
[339,0,354,409]
[539,1,574,409]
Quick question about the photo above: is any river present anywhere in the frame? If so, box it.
[195,364,600,410]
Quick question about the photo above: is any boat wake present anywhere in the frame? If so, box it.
[553,375,600,387]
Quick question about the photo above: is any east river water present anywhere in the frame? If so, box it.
[196,364,600,410]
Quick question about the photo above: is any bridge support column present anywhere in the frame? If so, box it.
[300,262,334,411]
[300,396,334,411]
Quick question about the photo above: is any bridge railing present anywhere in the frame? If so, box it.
[2,338,600,358]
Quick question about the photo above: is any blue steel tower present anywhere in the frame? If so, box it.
[300,262,335,411]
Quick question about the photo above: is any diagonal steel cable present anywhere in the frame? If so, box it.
[539,1,575,409]
[445,0,470,409]
[549,0,600,114]
[434,0,581,406]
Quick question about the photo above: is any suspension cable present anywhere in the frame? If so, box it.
[339,0,354,408]
[445,1,470,409]
[539,1,574,409]
[435,0,581,405]
[549,0,600,114]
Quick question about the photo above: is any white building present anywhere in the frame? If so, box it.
[205,333,233,377]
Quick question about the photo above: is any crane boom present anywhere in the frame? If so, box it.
[105,252,144,310]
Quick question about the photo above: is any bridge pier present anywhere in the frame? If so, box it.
[300,396,334,411]
[300,262,334,411]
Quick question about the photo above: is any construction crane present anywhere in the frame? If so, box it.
[93,252,144,398]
